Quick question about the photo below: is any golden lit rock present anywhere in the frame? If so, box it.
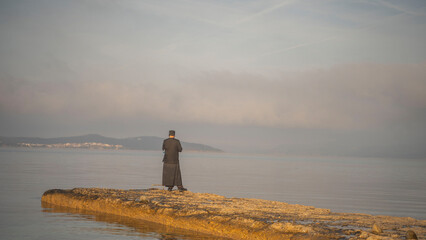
[42,188,426,240]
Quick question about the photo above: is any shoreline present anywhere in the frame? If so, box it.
[41,188,425,240]
[0,146,223,154]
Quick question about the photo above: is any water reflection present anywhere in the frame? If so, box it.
[41,202,228,240]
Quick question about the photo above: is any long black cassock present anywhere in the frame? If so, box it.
[162,137,183,187]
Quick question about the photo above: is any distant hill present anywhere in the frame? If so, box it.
[0,134,223,152]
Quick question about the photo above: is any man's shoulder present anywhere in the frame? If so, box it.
[164,138,180,142]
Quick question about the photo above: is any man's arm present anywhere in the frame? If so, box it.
[177,140,182,152]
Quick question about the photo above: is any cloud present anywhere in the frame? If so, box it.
[1,63,425,131]
[234,0,296,25]
[2,63,425,157]
[375,0,425,16]
[261,9,411,57]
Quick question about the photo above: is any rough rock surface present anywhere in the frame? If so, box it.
[41,188,425,240]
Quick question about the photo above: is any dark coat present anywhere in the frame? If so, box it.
[162,138,182,163]
[162,163,182,187]
[162,138,183,186]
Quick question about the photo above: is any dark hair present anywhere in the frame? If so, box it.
[169,130,175,136]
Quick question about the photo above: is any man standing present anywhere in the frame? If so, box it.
[162,130,187,192]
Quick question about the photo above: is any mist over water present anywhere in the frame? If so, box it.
[1,148,425,239]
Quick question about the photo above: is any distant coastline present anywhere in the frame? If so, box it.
[14,142,124,150]
[0,134,223,152]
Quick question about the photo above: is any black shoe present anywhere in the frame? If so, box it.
[167,187,173,191]
[178,187,187,192]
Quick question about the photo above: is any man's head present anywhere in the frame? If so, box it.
[169,130,175,138]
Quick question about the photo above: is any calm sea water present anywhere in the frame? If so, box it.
[0,148,425,239]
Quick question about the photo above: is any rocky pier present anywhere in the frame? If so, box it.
[41,188,425,240]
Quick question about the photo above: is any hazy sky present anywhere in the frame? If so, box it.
[1,0,426,157]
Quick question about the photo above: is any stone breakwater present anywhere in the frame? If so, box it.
[41,188,425,240]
